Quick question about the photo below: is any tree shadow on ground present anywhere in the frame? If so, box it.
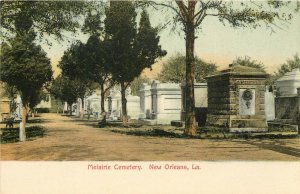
[236,139,300,158]
[27,119,51,124]
[78,121,145,129]
[110,128,201,139]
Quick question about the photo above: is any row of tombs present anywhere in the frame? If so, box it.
[69,66,300,132]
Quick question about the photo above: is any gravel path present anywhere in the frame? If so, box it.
[1,113,299,161]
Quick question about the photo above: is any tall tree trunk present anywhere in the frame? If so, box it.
[100,83,106,125]
[19,103,27,141]
[80,97,84,119]
[100,83,105,113]
[121,81,128,127]
[67,103,71,115]
[184,20,197,136]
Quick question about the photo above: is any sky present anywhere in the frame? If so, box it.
[41,1,300,78]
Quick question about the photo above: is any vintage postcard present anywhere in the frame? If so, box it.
[1,1,300,193]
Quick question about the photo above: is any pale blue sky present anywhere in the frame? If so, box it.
[42,1,300,77]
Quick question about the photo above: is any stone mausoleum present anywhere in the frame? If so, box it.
[206,65,268,132]
[139,81,181,124]
[275,68,300,126]
[150,81,181,124]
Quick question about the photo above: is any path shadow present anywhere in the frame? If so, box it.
[236,140,300,158]
[110,128,200,139]
[27,119,51,124]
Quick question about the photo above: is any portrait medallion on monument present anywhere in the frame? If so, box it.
[239,88,255,115]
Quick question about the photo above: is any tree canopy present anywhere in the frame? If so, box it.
[276,54,300,76]
[230,56,265,72]
[50,75,78,109]
[0,1,90,42]
[130,76,151,96]
[158,54,218,83]
[104,2,166,127]
[267,54,300,86]
[0,31,52,104]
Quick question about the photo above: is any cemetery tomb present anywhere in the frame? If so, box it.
[127,95,140,119]
[107,86,140,120]
[150,80,182,124]
[139,83,151,119]
[206,65,268,132]
[275,68,300,125]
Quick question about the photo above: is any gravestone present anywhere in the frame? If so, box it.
[206,65,268,132]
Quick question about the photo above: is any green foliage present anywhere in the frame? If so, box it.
[267,54,300,85]
[50,75,78,106]
[82,11,103,36]
[130,76,151,96]
[28,89,47,110]
[0,31,52,104]
[0,1,90,41]
[135,10,167,70]
[231,56,266,72]
[104,3,166,84]
[158,54,218,83]
[1,83,18,101]
[58,41,95,99]
[277,54,300,76]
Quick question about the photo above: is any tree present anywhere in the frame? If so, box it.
[158,53,218,83]
[84,35,114,122]
[0,1,93,141]
[105,2,166,127]
[81,7,116,124]
[0,1,89,42]
[0,30,52,141]
[267,54,300,86]
[231,56,265,72]
[277,54,300,76]
[130,76,151,96]
[50,75,79,115]
[58,42,94,118]
[139,0,298,136]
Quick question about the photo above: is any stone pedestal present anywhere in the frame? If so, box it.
[206,65,268,132]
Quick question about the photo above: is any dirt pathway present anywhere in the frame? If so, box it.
[1,113,299,161]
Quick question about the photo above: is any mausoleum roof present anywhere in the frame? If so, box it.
[276,68,300,96]
[222,65,266,73]
[206,65,267,79]
[277,68,300,82]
